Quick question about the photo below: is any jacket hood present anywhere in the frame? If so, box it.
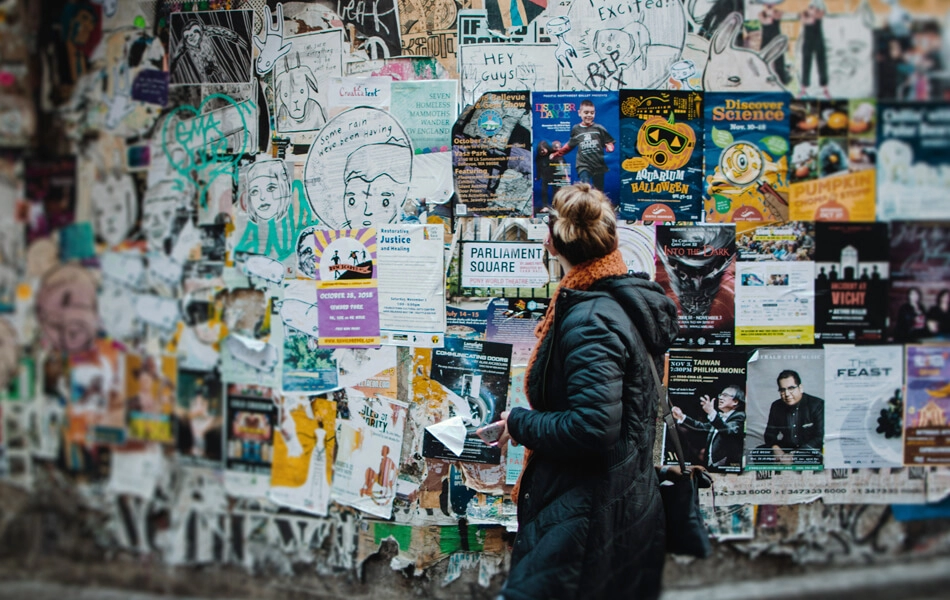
[588,274,680,354]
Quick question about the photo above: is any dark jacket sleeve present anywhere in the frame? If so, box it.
[799,395,824,451]
[507,304,628,459]
[680,413,713,433]
[763,401,783,448]
[711,411,745,436]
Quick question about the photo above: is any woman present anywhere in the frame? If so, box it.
[926,289,950,336]
[497,183,679,600]
[896,286,928,340]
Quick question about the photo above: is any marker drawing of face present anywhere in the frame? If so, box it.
[342,143,411,228]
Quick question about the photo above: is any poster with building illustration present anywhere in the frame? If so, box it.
[331,390,408,519]
[619,90,703,222]
[904,345,950,467]
[531,91,620,209]
[704,92,791,223]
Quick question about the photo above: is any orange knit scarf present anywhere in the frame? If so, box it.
[512,248,627,504]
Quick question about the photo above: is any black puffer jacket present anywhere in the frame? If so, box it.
[502,274,679,600]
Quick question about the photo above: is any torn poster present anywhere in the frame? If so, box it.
[224,383,276,498]
[313,228,380,348]
[377,224,445,348]
[268,394,336,516]
[331,390,408,518]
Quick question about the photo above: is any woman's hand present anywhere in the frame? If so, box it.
[498,410,518,447]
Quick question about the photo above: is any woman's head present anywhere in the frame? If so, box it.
[546,183,617,266]
[245,160,292,223]
[908,286,922,305]
[938,289,950,310]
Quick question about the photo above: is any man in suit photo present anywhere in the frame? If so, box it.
[671,384,746,472]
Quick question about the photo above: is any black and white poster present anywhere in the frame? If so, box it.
[170,11,254,85]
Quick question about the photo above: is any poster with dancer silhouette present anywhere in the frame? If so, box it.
[619,90,703,222]
[331,389,408,518]
[814,222,888,343]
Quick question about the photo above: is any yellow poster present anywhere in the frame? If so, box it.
[789,169,876,221]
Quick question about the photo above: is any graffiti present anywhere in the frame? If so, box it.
[235,180,318,261]
[703,12,787,92]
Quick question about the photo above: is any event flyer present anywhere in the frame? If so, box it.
[312,228,381,348]
[877,102,950,221]
[788,98,877,222]
[531,91,620,209]
[331,390,408,519]
[485,297,549,366]
[224,383,276,497]
[904,345,950,467]
[422,337,512,464]
[460,241,548,288]
[453,91,533,217]
[175,367,224,468]
[704,92,790,223]
[888,222,950,343]
[655,223,736,347]
[377,224,446,348]
[823,346,904,469]
[744,349,825,472]
[125,353,177,444]
[618,90,703,222]
[814,222,889,343]
[734,222,816,345]
[663,350,749,473]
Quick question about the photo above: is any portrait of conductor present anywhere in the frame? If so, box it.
[671,384,746,471]
[759,369,824,464]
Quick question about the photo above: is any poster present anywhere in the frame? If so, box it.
[422,337,512,464]
[175,367,223,468]
[734,222,816,346]
[377,224,445,348]
[877,102,950,221]
[655,223,736,347]
[663,350,749,473]
[125,353,176,444]
[460,241,548,289]
[744,349,825,472]
[888,222,950,343]
[618,90,703,222]
[453,91,532,217]
[904,345,950,467]
[618,223,656,278]
[331,390,408,519]
[485,297,549,366]
[224,383,276,497]
[169,11,254,86]
[24,158,76,243]
[824,346,904,469]
[704,92,790,223]
[268,394,336,516]
[531,91,620,209]
[313,228,381,348]
[788,99,877,222]
[814,222,889,343]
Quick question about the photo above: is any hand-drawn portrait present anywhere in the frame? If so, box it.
[304,107,414,229]
[240,159,292,223]
[36,263,99,354]
[91,171,138,248]
[169,10,253,85]
[274,52,327,133]
[142,179,190,254]
[296,225,318,278]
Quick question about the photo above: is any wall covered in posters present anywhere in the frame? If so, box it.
[2,0,950,593]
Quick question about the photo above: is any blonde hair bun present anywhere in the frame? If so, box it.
[548,183,618,265]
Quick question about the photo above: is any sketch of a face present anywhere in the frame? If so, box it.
[342,143,411,228]
[296,226,318,278]
[142,181,180,252]
[92,174,137,247]
[245,160,291,222]
[36,264,99,353]
[183,22,203,48]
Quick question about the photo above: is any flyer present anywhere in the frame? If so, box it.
[485,297,549,366]
[531,91,621,210]
[788,98,877,222]
[704,92,790,223]
[422,338,512,464]
[268,394,337,516]
[888,222,950,343]
[655,223,736,347]
[904,345,950,467]
[331,390,408,518]
[877,102,950,221]
[460,241,548,289]
[734,222,816,345]
[663,350,749,473]
[377,224,445,348]
[618,223,656,278]
[744,349,824,472]
[814,222,889,343]
[175,367,224,468]
[224,383,276,497]
[125,353,177,444]
[312,227,381,348]
[453,91,533,217]
[618,90,703,222]
[824,346,904,469]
